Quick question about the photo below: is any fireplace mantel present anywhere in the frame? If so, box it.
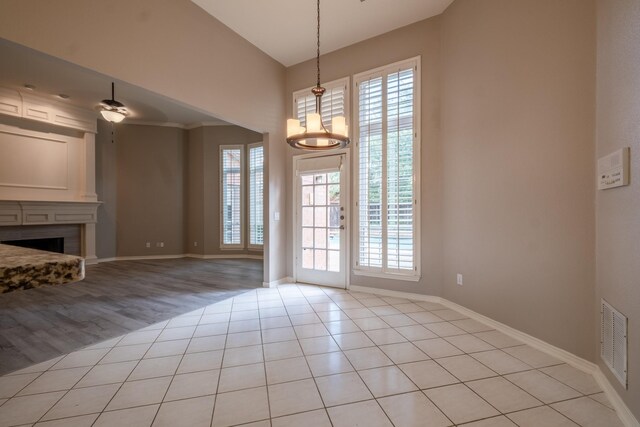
[0,200,101,263]
[0,200,101,226]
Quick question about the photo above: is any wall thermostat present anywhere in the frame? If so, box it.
[598,147,630,190]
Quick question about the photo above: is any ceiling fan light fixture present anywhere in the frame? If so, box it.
[100,82,128,123]
[100,109,126,123]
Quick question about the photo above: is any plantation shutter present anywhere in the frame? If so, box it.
[357,76,384,269]
[295,84,346,131]
[249,145,264,246]
[221,146,243,246]
[357,62,417,275]
[386,68,415,271]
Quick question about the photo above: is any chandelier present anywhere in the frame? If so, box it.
[286,0,349,150]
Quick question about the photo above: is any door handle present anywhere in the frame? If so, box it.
[339,225,345,230]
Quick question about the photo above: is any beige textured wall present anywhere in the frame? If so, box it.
[187,126,263,256]
[187,127,206,256]
[285,17,443,295]
[95,120,117,259]
[596,0,640,418]
[0,0,288,281]
[440,0,596,360]
[116,125,187,257]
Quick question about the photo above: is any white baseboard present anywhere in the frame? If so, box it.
[592,368,640,427]
[84,255,99,266]
[186,253,263,260]
[97,254,185,262]
[349,285,441,304]
[262,276,295,288]
[442,299,597,374]
[346,285,638,427]
[97,254,263,263]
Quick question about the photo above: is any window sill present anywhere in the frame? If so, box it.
[353,269,421,282]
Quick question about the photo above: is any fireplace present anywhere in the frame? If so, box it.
[0,201,100,260]
[2,237,65,254]
[0,224,81,256]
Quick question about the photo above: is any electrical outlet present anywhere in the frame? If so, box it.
[457,274,463,286]
[274,211,280,221]
[193,241,198,247]
[160,242,164,248]
[145,242,151,248]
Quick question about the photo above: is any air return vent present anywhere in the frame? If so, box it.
[601,299,628,387]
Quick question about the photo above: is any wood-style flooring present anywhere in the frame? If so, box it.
[0,258,262,375]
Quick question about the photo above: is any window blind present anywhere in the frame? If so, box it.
[295,84,346,131]
[221,147,243,246]
[249,145,264,246]
[356,61,418,275]
[358,76,384,269]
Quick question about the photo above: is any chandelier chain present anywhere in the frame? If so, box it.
[316,0,321,88]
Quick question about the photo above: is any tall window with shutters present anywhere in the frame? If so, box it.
[354,57,420,280]
[248,144,264,247]
[293,77,349,132]
[220,145,244,248]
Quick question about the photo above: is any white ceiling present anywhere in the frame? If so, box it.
[192,0,454,66]
[0,39,229,126]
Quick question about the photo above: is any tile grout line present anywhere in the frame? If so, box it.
[0,283,616,427]
[147,304,208,427]
[319,285,598,426]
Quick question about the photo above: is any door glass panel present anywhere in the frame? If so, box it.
[314,185,327,205]
[314,228,327,249]
[302,248,313,268]
[328,250,340,272]
[302,228,314,247]
[302,186,314,205]
[315,249,327,270]
[328,229,340,249]
[328,206,340,227]
[328,185,340,203]
[314,207,327,227]
[328,172,340,183]
[301,175,314,185]
[302,207,314,227]
[314,174,326,184]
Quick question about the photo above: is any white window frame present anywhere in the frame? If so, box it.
[352,56,421,282]
[220,144,245,249]
[247,142,264,250]
[293,77,350,131]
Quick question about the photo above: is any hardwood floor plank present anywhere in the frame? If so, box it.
[0,258,262,375]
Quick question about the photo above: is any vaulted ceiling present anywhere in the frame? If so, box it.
[192,0,454,66]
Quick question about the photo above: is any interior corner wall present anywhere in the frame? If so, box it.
[115,124,187,257]
[186,127,206,256]
[440,0,597,360]
[95,120,117,259]
[284,17,444,295]
[595,0,640,418]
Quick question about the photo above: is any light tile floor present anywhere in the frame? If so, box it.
[0,284,624,427]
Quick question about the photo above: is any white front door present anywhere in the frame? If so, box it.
[295,154,347,288]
